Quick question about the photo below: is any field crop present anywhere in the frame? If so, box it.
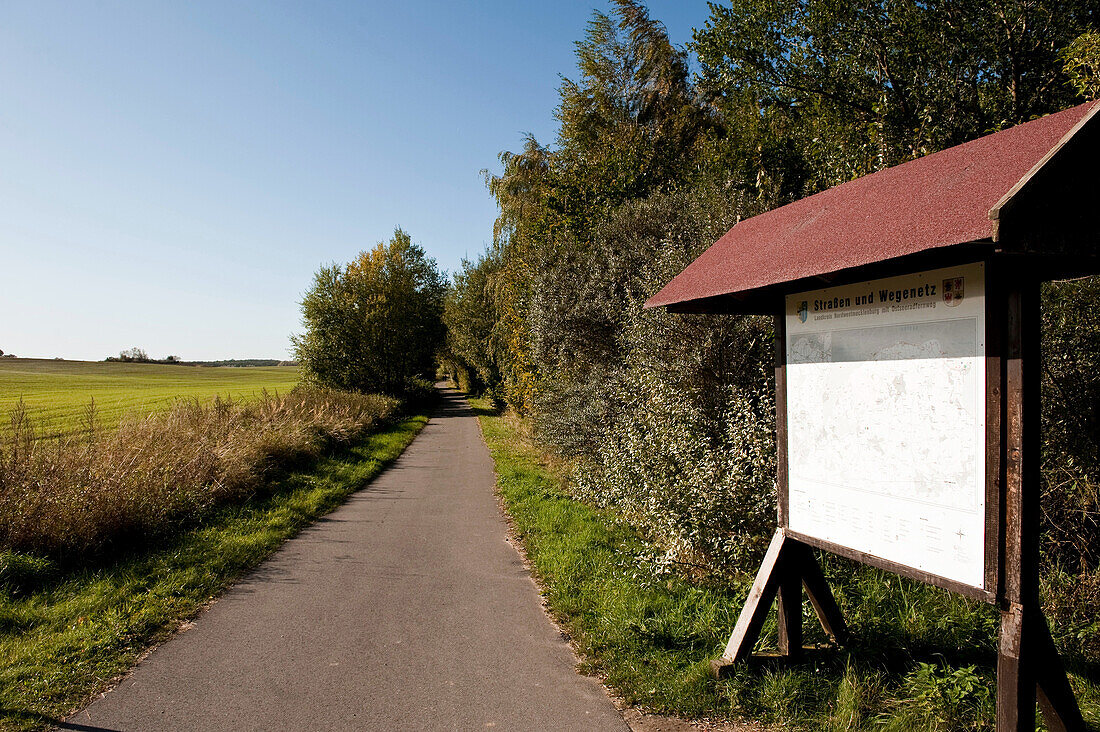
[0,359,299,437]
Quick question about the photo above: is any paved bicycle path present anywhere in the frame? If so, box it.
[68,388,628,732]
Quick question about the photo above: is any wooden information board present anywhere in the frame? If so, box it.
[713,260,1084,731]
[643,102,1100,731]
[783,262,993,595]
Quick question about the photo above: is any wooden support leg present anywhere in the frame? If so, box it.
[717,530,786,669]
[997,603,1085,732]
[713,530,848,677]
[1033,608,1084,732]
[795,542,849,645]
[777,560,803,660]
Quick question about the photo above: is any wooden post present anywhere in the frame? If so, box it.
[998,277,1037,731]
[996,279,1084,731]
[776,562,803,659]
[772,314,803,659]
[774,313,789,529]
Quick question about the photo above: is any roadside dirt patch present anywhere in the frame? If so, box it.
[619,706,767,731]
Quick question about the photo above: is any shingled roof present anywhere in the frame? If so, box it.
[646,100,1100,313]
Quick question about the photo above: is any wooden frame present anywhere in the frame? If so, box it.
[713,258,1085,732]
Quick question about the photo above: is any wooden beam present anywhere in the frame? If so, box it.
[794,542,849,646]
[984,258,1003,596]
[1034,608,1085,732]
[996,278,1083,731]
[997,283,1039,730]
[787,529,996,603]
[774,314,789,528]
[720,529,786,664]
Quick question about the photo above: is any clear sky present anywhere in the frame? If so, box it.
[0,1,711,361]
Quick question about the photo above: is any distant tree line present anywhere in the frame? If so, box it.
[104,349,292,367]
[105,347,158,363]
[441,0,1100,647]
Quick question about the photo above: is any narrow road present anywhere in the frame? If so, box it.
[68,388,628,732]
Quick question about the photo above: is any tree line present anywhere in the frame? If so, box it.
[293,0,1100,656]
[438,0,1100,644]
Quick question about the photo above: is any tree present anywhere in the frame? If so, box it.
[119,347,149,362]
[292,228,445,395]
[550,0,713,232]
[1064,31,1100,99]
[442,249,505,396]
[483,0,715,413]
[692,0,1097,192]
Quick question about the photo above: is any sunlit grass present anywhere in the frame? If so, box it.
[473,397,1100,730]
[0,358,299,438]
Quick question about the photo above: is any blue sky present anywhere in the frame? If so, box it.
[0,1,711,361]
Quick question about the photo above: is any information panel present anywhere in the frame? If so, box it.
[785,262,986,589]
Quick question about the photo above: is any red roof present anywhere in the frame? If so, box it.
[646,101,1100,311]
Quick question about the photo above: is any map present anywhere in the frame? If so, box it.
[785,263,987,589]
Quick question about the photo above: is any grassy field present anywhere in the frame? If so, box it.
[0,358,299,437]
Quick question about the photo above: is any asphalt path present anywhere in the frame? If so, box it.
[67,388,628,732]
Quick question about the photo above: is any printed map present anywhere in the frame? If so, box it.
[787,320,979,511]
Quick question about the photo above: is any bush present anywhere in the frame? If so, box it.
[515,188,778,573]
[573,370,776,573]
[400,376,439,412]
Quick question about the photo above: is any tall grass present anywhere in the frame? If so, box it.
[0,387,397,563]
[0,414,428,732]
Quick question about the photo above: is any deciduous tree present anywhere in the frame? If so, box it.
[293,228,445,395]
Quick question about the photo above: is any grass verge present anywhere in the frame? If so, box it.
[473,398,1100,731]
[0,414,428,732]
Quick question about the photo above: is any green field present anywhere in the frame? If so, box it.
[0,359,299,437]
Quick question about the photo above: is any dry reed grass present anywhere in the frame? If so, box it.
[0,387,398,561]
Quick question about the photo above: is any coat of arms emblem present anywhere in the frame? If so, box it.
[797,301,808,323]
[943,277,964,307]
